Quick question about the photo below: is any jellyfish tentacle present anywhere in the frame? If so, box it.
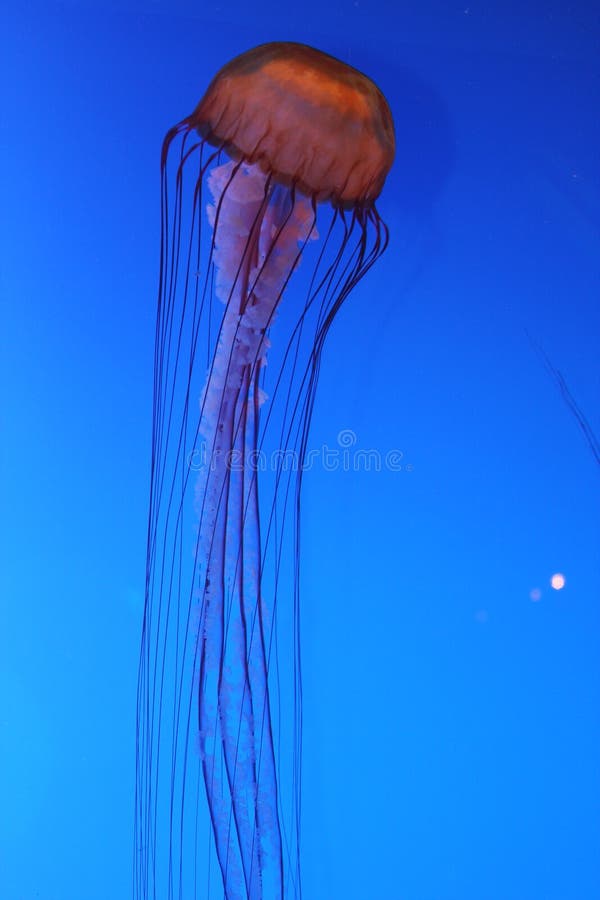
[240,363,284,896]
[196,163,277,898]
[196,373,243,893]
[197,162,320,899]
[197,167,269,898]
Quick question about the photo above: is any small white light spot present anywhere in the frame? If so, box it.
[551,573,566,590]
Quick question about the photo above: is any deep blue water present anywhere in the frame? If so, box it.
[1,2,599,898]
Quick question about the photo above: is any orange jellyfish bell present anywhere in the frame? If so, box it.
[188,41,396,205]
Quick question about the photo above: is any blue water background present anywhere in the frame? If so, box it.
[1,2,599,898]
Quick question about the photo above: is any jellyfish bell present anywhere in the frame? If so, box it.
[189,42,395,205]
[136,42,394,900]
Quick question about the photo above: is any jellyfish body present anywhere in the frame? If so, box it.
[135,43,394,900]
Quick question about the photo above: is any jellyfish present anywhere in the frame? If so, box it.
[134,42,395,900]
